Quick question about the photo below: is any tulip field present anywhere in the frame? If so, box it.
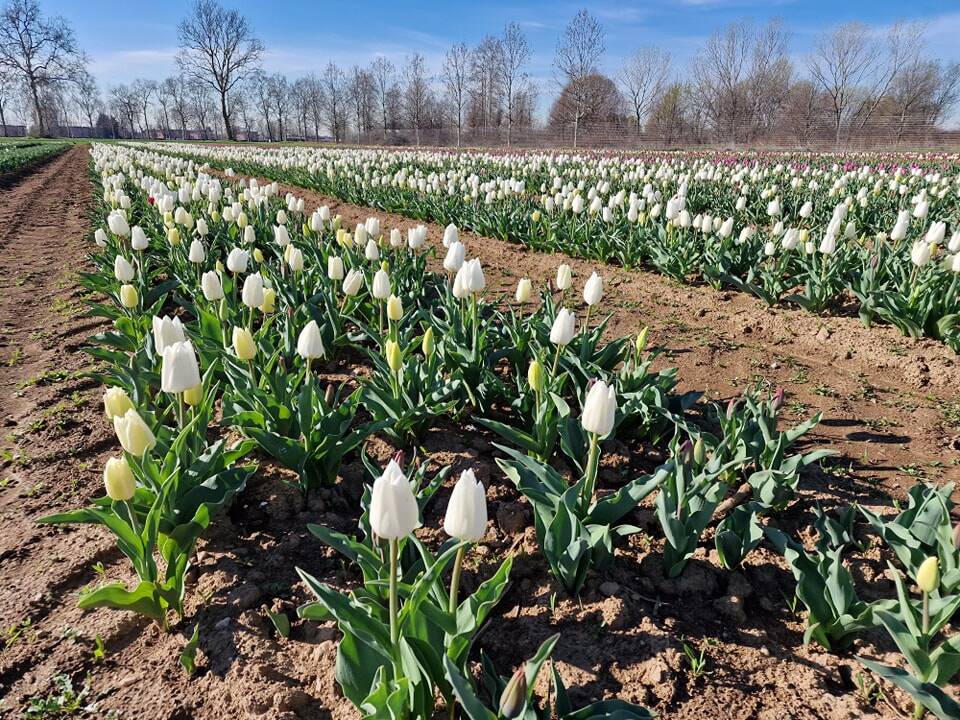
[1,142,960,720]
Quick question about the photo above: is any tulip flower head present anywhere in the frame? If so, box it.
[103,456,135,502]
[550,308,576,346]
[161,340,202,394]
[369,459,420,540]
[297,320,326,360]
[443,469,487,542]
[581,379,616,437]
[113,408,156,457]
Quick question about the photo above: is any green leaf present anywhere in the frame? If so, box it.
[179,625,201,675]
[857,657,960,720]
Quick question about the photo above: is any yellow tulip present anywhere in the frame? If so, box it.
[119,284,139,308]
[385,339,402,373]
[253,248,264,263]
[183,384,203,407]
[103,386,134,419]
[528,359,545,393]
[103,456,135,501]
[233,326,257,361]
[113,409,156,457]
[917,556,940,594]
[260,288,276,314]
[421,327,435,357]
[635,327,649,355]
[387,295,403,321]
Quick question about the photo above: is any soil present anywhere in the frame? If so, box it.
[0,146,956,720]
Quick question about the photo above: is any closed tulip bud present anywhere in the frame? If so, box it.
[260,288,276,314]
[343,269,364,296]
[527,359,545,392]
[911,241,932,267]
[182,384,203,407]
[550,308,576,346]
[369,459,420,539]
[244,225,256,245]
[152,315,185,353]
[581,379,616,437]
[917,556,939,593]
[242,273,265,308]
[188,239,205,263]
[385,339,402,373]
[226,248,248,273]
[253,247,264,264]
[498,667,527,719]
[515,277,532,303]
[94,228,108,247]
[103,456,135,501]
[421,327,435,357]
[201,271,224,301]
[108,210,130,237]
[390,228,403,247]
[161,340,201,394]
[113,408,156,457]
[286,247,304,272]
[274,225,290,247]
[443,241,465,273]
[237,211,248,229]
[556,264,572,291]
[443,223,459,247]
[297,320,326,360]
[196,218,208,236]
[693,436,706,465]
[372,269,391,300]
[387,294,403,321]
[464,258,485,293]
[131,226,149,251]
[167,227,181,246]
[531,210,541,222]
[114,255,135,282]
[636,326,649,354]
[325,255,344,281]
[103,386,134,419]
[232,326,257,360]
[452,268,469,299]
[583,271,603,306]
[365,238,380,261]
[119,284,138,308]
[444,469,487,541]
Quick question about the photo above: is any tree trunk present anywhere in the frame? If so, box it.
[29,81,45,135]
[220,91,234,140]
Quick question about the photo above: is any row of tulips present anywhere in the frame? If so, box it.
[54,141,959,719]
[142,141,960,351]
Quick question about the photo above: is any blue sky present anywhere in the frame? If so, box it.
[42,0,960,118]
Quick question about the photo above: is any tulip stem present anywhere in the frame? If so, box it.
[177,393,185,430]
[583,433,600,510]
[471,294,478,353]
[389,538,399,649]
[304,357,312,387]
[123,499,141,539]
[583,305,592,334]
[551,344,562,378]
[448,545,466,614]
[922,590,930,637]
[248,360,256,387]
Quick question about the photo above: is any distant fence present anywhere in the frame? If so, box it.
[331,119,960,152]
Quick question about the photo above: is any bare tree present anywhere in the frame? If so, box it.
[154,79,174,137]
[166,75,192,139]
[501,22,530,146]
[72,69,100,130]
[469,36,504,134]
[369,56,394,141]
[441,42,469,147]
[131,78,155,136]
[176,0,263,140]
[553,8,606,147]
[403,52,430,146]
[808,21,920,145]
[267,72,289,140]
[347,65,374,142]
[620,46,670,136]
[0,0,84,135]
[0,66,16,134]
[321,61,346,142]
[110,83,138,137]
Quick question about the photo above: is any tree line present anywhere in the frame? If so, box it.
[1,0,958,148]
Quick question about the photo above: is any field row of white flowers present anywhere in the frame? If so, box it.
[136,142,960,352]
[57,141,960,719]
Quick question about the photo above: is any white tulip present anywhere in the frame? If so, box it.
[152,315,185,353]
[443,469,487,541]
[581,379,616,437]
[583,272,603,306]
[242,272,265,308]
[372,268,391,300]
[297,320,326,360]
[226,248,249,273]
[550,308,576,346]
[131,226,149,251]
[369,459,420,540]
[188,240,205,263]
[161,340,201,394]
[556,264,572,291]
[443,241,465,273]
[201,271,224,301]
[343,269,364,296]
[114,255,135,282]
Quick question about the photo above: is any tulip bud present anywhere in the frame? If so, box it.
[103,386,134,419]
[421,327,435,357]
[635,327,649,354]
[232,326,257,360]
[917,556,940,594]
[369,459,420,539]
[498,666,527,719]
[260,288,276,314]
[161,340,202,394]
[113,408,156,457]
[103,456,135,501]
[182,384,203,407]
[342,269,364,296]
[386,295,403,321]
[583,271,603,306]
[242,273,265,309]
[297,320,326,360]
[328,255,344,281]
[119,284,138,308]
[385,339,402,373]
[528,360,545,393]
[515,278,532,304]
[443,469,487,541]
[693,436,706,466]
[549,308,576,346]
[372,268,391,300]
[114,255,135,282]
[201,271,224,301]
[555,264,572,291]
[581,379,616,437]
